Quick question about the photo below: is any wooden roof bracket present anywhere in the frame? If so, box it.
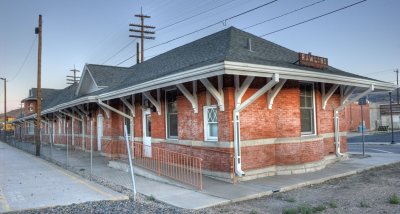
[200,76,224,111]
[176,80,198,113]
[267,79,287,109]
[142,90,161,115]
[120,96,136,117]
[322,83,340,110]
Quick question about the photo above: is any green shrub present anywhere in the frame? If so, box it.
[389,193,400,204]
[282,208,297,214]
[298,204,313,214]
[312,204,326,212]
[360,199,369,208]
[285,197,296,203]
[249,210,258,214]
[329,200,337,208]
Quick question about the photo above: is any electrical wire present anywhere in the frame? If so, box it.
[259,0,367,37]
[104,0,239,65]
[242,0,327,30]
[157,0,239,32]
[9,37,37,82]
[116,0,279,66]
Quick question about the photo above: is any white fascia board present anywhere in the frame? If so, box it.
[76,65,101,96]
[41,96,98,115]
[75,64,88,96]
[98,62,225,101]
[224,61,396,91]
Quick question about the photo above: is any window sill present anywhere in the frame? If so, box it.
[165,138,178,143]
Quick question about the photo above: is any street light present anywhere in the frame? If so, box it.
[0,78,6,142]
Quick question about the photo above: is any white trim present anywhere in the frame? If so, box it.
[224,61,395,90]
[142,91,161,115]
[299,82,317,135]
[322,83,339,110]
[165,89,179,139]
[267,79,286,109]
[234,75,255,106]
[236,74,279,112]
[120,96,135,117]
[340,86,356,105]
[203,105,218,142]
[176,82,198,113]
[200,78,225,111]
[19,60,396,121]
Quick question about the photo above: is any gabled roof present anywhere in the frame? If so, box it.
[22,88,60,107]
[93,27,390,99]
[75,64,132,96]
[19,26,396,117]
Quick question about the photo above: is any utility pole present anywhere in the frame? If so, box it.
[35,14,42,156]
[0,78,6,142]
[129,8,155,63]
[395,69,399,104]
[66,65,80,85]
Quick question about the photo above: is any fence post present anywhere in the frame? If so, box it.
[90,119,93,180]
[66,122,69,167]
[124,125,136,199]
[199,160,202,191]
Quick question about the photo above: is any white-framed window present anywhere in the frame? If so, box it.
[123,105,132,137]
[165,89,178,139]
[27,121,34,134]
[300,83,316,135]
[29,103,34,112]
[78,120,83,134]
[203,106,218,141]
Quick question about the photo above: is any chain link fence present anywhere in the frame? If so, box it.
[4,130,136,195]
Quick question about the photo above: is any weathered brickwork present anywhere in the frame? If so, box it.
[16,77,351,178]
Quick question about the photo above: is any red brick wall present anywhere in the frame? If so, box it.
[348,103,370,131]
[240,80,301,140]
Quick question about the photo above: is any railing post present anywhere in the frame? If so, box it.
[157,148,160,176]
[199,159,202,191]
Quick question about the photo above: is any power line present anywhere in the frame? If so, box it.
[9,37,37,82]
[259,0,367,37]
[104,0,239,65]
[116,0,279,66]
[242,0,327,30]
[157,0,239,32]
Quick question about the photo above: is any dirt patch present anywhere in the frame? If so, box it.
[204,163,400,214]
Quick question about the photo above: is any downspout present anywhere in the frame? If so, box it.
[333,109,342,156]
[334,85,374,157]
[233,74,279,176]
[233,110,245,176]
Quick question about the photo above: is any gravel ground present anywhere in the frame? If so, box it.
[205,162,400,214]
[5,162,400,214]
[6,194,192,214]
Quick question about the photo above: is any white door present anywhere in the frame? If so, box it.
[97,114,103,151]
[142,108,152,157]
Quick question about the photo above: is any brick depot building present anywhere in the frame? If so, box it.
[13,27,395,181]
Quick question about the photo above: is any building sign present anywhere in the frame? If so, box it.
[298,52,328,69]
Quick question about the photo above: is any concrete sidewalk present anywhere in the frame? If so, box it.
[137,152,400,209]
[4,140,400,210]
[0,142,127,213]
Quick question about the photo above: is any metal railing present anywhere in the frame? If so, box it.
[132,142,203,190]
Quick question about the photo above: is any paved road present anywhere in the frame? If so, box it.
[347,131,400,143]
[348,143,400,154]
[347,131,400,154]
[0,141,127,212]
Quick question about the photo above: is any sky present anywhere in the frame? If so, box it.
[0,0,399,113]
